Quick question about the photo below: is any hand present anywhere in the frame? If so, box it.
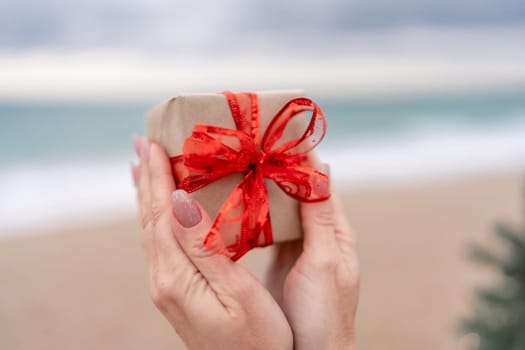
[132,136,293,350]
[266,170,360,350]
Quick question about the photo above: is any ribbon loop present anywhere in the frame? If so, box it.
[262,97,326,156]
[171,92,330,260]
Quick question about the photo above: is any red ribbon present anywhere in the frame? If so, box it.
[170,91,330,260]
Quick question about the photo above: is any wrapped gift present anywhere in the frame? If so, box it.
[146,90,329,260]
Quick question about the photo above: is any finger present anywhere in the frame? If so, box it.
[331,191,355,241]
[300,196,338,260]
[300,154,337,260]
[147,143,200,310]
[130,162,140,187]
[331,192,358,258]
[137,137,155,261]
[321,159,353,243]
[148,143,192,268]
[312,147,357,254]
[131,135,142,187]
[170,190,248,292]
[149,142,177,232]
[132,133,142,157]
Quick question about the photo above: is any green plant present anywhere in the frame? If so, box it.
[461,223,525,350]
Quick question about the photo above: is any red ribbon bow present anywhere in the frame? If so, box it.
[170,91,330,260]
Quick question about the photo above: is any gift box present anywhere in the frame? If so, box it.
[146,90,329,260]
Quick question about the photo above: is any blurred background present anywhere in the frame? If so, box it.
[1,0,525,349]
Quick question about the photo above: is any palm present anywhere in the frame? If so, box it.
[182,268,293,349]
[266,236,358,306]
[266,233,359,349]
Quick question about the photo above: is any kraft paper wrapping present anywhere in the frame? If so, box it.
[146,90,309,244]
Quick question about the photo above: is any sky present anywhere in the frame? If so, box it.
[1,0,525,100]
[1,0,525,53]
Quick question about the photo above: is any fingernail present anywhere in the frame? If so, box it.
[141,138,150,161]
[322,163,331,187]
[132,134,142,157]
[172,190,202,228]
[322,163,330,178]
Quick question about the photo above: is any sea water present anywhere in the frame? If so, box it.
[1,89,525,235]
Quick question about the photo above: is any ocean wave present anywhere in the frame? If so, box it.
[320,117,525,186]
[1,120,525,236]
[0,158,137,237]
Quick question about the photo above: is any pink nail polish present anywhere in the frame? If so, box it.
[322,163,330,178]
[172,190,202,228]
[322,163,331,188]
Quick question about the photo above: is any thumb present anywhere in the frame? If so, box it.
[170,189,241,286]
[301,196,338,260]
[300,160,338,259]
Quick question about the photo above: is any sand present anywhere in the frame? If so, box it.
[1,174,523,350]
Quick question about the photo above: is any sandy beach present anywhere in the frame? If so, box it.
[1,174,523,350]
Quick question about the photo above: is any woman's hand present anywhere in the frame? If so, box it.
[132,136,293,350]
[266,171,360,350]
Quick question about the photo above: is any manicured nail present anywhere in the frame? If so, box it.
[132,134,142,157]
[172,190,202,228]
[141,138,150,161]
[322,163,330,178]
[322,162,331,187]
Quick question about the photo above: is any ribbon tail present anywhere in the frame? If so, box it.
[203,184,244,257]
[262,212,273,246]
[265,163,330,202]
[204,168,271,261]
